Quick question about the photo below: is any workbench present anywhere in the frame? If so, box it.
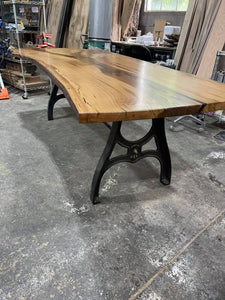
[16,48,225,204]
[111,41,177,61]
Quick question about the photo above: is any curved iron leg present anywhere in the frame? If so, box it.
[48,85,66,121]
[90,119,171,204]
[91,122,122,204]
[152,119,171,185]
[48,85,58,121]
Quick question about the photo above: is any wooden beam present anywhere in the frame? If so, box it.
[44,0,63,44]
[111,0,123,41]
[127,0,142,37]
[197,0,225,79]
[64,0,89,49]
[44,0,89,49]
[121,0,136,38]
[174,0,197,68]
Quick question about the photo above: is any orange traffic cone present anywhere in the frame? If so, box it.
[0,74,9,100]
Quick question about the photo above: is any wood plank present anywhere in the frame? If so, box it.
[0,69,39,79]
[44,0,89,49]
[127,0,142,37]
[44,0,64,44]
[175,0,223,76]
[186,0,222,74]
[15,48,225,123]
[111,0,123,41]
[197,0,225,79]
[64,0,89,49]
[179,1,206,73]
[17,81,49,88]
[121,0,136,38]
[153,19,166,42]
[174,0,198,68]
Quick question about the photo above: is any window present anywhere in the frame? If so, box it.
[145,0,189,11]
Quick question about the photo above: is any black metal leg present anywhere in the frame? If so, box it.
[152,119,171,185]
[48,85,66,121]
[91,122,122,204]
[91,118,171,204]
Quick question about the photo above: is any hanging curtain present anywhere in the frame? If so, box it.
[175,0,222,74]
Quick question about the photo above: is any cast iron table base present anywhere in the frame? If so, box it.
[48,88,172,204]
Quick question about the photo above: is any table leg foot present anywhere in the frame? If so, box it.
[161,178,170,186]
[92,196,101,205]
[90,118,171,203]
[48,85,65,121]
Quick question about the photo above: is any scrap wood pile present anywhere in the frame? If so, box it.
[0,59,49,90]
[164,34,180,47]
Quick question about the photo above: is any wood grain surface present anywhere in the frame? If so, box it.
[16,48,225,123]
[42,0,88,49]
[197,0,225,79]
[121,0,136,38]
[43,0,63,44]
[63,0,89,49]
[175,0,223,76]
[111,0,123,41]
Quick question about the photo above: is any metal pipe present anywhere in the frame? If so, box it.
[42,0,47,34]
[12,0,28,98]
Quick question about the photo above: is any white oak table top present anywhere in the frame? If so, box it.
[16,48,225,123]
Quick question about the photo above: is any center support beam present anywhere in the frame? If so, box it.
[91,118,171,204]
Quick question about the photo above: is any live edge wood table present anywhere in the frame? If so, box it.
[17,48,225,204]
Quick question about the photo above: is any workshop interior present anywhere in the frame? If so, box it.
[0,1,225,299]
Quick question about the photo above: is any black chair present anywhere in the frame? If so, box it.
[124,45,152,62]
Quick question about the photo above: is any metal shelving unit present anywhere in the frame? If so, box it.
[0,0,48,98]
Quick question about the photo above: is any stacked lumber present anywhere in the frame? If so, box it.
[42,0,89,49]
[164,34,180,47]
[43,0,139,46]
[174,0,224,78]
[197,1,225,79]
[1,60,49,90]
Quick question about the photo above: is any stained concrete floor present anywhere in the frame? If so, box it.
[0,87,225,300]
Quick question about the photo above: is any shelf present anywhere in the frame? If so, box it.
[5,56,31,64]
[3,1,44,6]
[1,0,47,97]
[0,68,39,78]
[4,79,49,91]
[5,29,40,33]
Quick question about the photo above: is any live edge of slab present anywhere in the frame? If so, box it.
[15,48,225,123]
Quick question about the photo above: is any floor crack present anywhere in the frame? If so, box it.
[129,209,225,300]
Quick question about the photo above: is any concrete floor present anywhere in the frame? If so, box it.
[0,87,225,300]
